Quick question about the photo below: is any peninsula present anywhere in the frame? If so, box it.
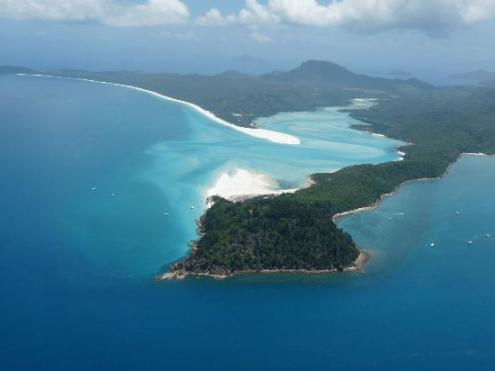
[6,60,494,279]
[156,61,495,279]
[159,197,366,279]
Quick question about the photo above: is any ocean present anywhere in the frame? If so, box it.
[1,74,494,370]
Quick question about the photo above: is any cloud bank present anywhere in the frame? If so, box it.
[196,8,236,26]
[1,0,495,35]
[0,0,189,27]
[234,0,495,35]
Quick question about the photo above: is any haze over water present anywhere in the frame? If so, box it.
[1,75,494,370]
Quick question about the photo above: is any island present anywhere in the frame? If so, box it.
[155,62,495,279]
[159,197,367,279]
[5,60,495,279]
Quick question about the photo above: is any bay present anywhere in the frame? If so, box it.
[1,75,493,370]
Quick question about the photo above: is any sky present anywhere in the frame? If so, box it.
[1,0,495,83]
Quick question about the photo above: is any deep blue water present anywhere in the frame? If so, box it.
[1,75,495,370]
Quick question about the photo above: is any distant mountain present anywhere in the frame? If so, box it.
[3,60,433,128]
[0,65,35,75]
[451,69,495,83]
[260,70,285,79]
[482,79,495,87]
[54,68,90,74]
[216,70,252,79]
[228,55,275,75]
[387,70,413,78]
[264,60,431,91]
[403,77,433,90]
[268,60,355,82]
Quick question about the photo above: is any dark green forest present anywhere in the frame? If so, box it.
[174,79,495,276]
[172,197,359,275]
[51,60,429,127]
[6,60,493,276]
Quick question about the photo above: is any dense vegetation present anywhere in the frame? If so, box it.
[172,197,359,275]
[53,60,426,127]
[174,82,495,276]
[7,60,495,276]
[288,87,495,212]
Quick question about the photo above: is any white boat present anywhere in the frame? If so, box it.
[468,240,473,245]
[430,242,435,248]
[190,206,195,210]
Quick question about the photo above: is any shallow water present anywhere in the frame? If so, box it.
[1,75,494,370]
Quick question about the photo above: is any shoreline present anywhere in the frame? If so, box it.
[202,104,406,202]
[205,167,299,202]
[332,152,490,223]
[12,74,494,285]
[157,250,371,281]
[21,72,406,203]
[16,73,301,146]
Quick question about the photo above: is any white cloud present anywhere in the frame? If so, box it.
[239,0,280,24]
[161,30,197,40]
[196,8,236,26]
[462,0,495,23]
[236,0,495,35]
[0,0,189,27]
[105,0,189,27]
[2,0,494,34]
[0,0,108,21]
[250,31,271,43]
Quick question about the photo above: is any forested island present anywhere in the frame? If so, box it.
[160,62,495,279]
[162,197,364,279]
[4,60,494,279]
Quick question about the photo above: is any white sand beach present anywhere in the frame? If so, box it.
[206,168,297,201]
[463,152,488,156]
[17,74,300,146]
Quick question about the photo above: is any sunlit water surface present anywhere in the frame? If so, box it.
[1,75,494,370]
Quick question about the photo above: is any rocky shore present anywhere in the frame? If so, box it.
[156,250,370,281]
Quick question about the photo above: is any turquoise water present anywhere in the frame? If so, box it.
[1,75,494,370]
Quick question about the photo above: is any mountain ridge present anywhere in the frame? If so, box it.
[3,59,433,126]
